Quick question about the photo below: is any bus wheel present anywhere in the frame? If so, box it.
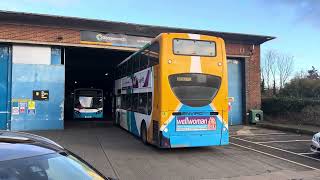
[140,122,148,144]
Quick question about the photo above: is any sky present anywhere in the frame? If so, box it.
[0,0,319,74]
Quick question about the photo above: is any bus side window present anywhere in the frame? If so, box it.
[133,54,140,73]
[121,94,126,109]
[126,94,132,111]
[132,93,139,112]
[124,61,128,77]
[138,93,147,114]
[118,65,121,78]
[116,96,121,108]
[148,42,159,67]
[147,92,152,115]
[120,64,125,78]
[127,58,133,76]
[140,49,149,70]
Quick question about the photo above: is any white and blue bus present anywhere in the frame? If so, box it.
[114,33,228,148]
[73,88,103,119]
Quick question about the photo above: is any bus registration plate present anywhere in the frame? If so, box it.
[176,116,216,131]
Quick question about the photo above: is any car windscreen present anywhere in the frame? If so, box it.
[0,153,105,180]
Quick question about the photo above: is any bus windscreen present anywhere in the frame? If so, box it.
[79,96,93,108]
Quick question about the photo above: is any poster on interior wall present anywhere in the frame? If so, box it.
[28,109,36,115]
[12,107,19,115]
[28,101,35,110]
[19,102,27,113]
[33,90,49,101]
[12,101,19,115]
[27,100,36,115]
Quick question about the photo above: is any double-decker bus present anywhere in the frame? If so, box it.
[114,33,228,148]
[73,88,103,119]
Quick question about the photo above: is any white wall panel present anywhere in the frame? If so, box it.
[13,45,51,65]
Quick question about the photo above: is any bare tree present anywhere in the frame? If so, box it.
[268,50,278,95]
[262,50,277,90]
[295,69,307,79]
[262,50,295,95]
[277,54,294,89]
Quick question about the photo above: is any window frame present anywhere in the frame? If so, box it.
[148,42,160,67]
[147,92,152,115]
[140,49,149,71]
[133,53,140,73]
[172,38,217,57]
[137,93,148,114]
[116,40,160,78]
[120,92,151,115]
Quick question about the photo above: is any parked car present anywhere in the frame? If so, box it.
[311,132,320,153]
[0,130,113,180]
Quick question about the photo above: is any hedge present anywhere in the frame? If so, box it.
[262,97,320,115]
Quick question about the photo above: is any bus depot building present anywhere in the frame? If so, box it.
[0,11,274,131]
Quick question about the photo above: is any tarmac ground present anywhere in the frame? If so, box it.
[32,123,320,180]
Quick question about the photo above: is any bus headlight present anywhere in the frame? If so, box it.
[168,59,172,64]
[164,128,168,133]
[96,110,102,114]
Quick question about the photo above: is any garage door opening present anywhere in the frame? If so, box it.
[64,47,132,123]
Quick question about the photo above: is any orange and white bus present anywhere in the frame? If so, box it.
[114,33,228,148]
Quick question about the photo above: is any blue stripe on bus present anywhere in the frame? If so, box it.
[129,111,139,136]
[74,112,103,118]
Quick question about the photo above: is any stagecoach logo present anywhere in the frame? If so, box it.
[96,34,126,42]
[80,31,152,48]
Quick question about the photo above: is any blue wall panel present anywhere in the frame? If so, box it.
[11,64,65,131]
[0,46,11,130]
[227,59,244,125]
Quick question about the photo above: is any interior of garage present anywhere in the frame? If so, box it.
[64,47,132,122]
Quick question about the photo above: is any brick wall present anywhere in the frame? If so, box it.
[0,23,80,44]
[226,42,262,111]
[247,46,261,110]
[0,23,262,121]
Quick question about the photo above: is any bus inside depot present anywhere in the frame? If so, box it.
[64,46,132,122]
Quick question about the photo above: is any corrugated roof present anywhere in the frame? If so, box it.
[0,10,275,44]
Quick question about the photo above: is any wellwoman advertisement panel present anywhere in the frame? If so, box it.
[176,116,217,131]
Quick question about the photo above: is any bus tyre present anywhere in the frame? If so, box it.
[141,122,148,144]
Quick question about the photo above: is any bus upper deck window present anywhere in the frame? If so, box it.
[173,39,216,57]
[140,51,149,70]
[127,59,133,75]
[133,54,140,73]
[124,62,129,77]
[119,64,124,78]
